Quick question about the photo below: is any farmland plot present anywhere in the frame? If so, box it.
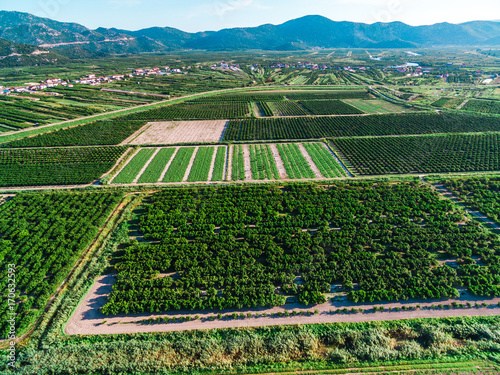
[162,147,196,182]
[276,143,316,179]
[249,144,280,180]
[112,148,156,184]
[137,148,176,184]
[128,120,228,145]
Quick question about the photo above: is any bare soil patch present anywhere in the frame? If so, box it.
[128,120,228,145]
[243,144,252,180]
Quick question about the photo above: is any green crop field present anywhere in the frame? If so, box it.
[267,101,309,116]
[302,142,348,178]
[333,133,500,175]
[162,147,195,182]
[1,120,147,148]
[112,148,156,184]
[0,191,122,338]
[249,144,280,180]
[137,148,176,184]
[300,100,364,115]
[187,147,215,182]
[276,143,316,179]
[211,146,227,181]
[224,113,500,141]
[121,102,251,120]
[462,98,500,114]
[231,144,246,181]
[0,146,126,187]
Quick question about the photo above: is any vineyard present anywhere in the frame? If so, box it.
[1,120,147,148]
[223,113,500,141]
[231,145,246,181]
[286,90,372,100]
[333,133,500,175]
[299,100,364,115]
[0,191,122,338]
[102,183,500,315]
[0,146,126,187]
[121,102,251,121]
[462,99,500,114]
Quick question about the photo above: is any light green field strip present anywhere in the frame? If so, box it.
[302,143,348,178]
[249,144,280,180]
[232,144,245,181]
[187,147,215,182]
[276,143,316,179]
[162,147,196,183]
[211,146,227,182]
[112,148,156,184]
[137,148,176,183]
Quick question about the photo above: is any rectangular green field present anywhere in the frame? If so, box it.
[162,147,195,182]
[276,143,316,179]
[187,147,215,182]
[249,144,280,180]
[211,146,227,182]
[112,148,156,184]
[300,100,364,115]
[137,148,176,184]
[302,142,347,178]
[231,144,245,181]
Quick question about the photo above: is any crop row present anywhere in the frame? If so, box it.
[333,133,500,175]
[162,147,196,182]
[267,101,309,116]
[0,191,122,339]
[2,120,147,148]
[299,100,364,115]
[137,148,176,184]
[121,102,251,121]
[211,146,227,182]
[302,143,347,178]
[187,147,215,182]
[224,113,500,141]
[231,145,246,181]
[276,143,316,179]
[285,90,371,100]
[249,144,280,180]
[112,148,157,184]
[462,99,500,114]
[0,146,126,187]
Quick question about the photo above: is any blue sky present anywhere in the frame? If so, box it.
[0,0,499,32]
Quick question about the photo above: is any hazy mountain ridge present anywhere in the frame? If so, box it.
[0,11,498,55]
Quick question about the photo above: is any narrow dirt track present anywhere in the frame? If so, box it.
[65,274,500,336]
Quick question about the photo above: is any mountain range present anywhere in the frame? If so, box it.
[0,10,499,56]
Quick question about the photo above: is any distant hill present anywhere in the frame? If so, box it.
[0,11,498,55]
[0,38,69,67]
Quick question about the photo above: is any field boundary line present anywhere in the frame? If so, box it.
[207,146,219,182]
[100,147,134,181]
[109,147,141,184]
[243,144,252,180]
[298,143,323,179]
[182,146,200,182]
[158,147,179,182]
[133,147,161,183]
[325,142,354,177]
[121,121,154,145]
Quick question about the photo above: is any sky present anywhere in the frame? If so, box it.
[0,0,499,32]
